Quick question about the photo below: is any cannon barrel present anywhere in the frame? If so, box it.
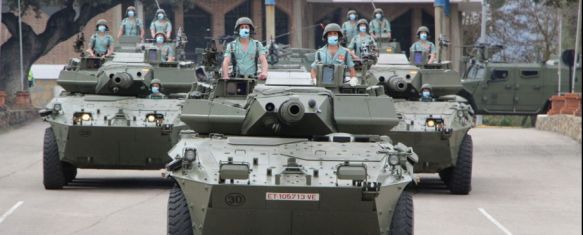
[278,99,305,124]
[384,75,408,92]
[111,72,133,90]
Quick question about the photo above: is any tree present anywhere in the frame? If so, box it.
[1,0,126,104]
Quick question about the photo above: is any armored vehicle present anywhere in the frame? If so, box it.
[362,43,474,194]
[38,34,196,189]
[459,44,582,116]
[166,65,417,235]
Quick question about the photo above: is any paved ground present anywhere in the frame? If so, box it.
[0,120,581,235]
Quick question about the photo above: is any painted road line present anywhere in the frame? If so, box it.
[0,201,24,224]
[478,208,513,235]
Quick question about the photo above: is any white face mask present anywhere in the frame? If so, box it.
[375,13,382,19]
[422,91,431,97]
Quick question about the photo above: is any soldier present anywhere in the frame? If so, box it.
[369,8,391,43]
[348,19,377,60]
[310,23,357,86]
[410,26,436,64]
[153,32,175,62]
[419,83,434,102]
[341,10,359,47]
[150,9,172,39]
[221,17,269,80]
[117,6,144,40]
[86,19,114,58]
[148,79,166,99]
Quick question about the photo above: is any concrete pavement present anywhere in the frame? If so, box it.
[0,120,581,234]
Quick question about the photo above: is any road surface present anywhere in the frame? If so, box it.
[0,120,580,234]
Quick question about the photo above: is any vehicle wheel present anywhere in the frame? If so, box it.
[43,128,66,189]
[448,134,473,195]
[168,184,194,235]
[388,191,413,235]
[63,162,77,183]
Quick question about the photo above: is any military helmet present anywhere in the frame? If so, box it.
[417,26,430,35]
[234,17,255,32]
[322,23,343,40]
[151,79,162,87]
[421,83,432,91]
[347,10,357,18]
[126,6,136,14]
[357,19,369,28]
[154,32,166,41]
[373,8,384,15]
[96,19,109,30]
[156,9,166,17]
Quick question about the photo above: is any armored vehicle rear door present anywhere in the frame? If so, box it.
[481,68,516,112]
[514,67,545,113]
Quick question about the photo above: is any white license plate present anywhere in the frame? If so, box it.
[265,192,320,201]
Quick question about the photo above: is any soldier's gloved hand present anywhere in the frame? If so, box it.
[349,77,358,87]
[259,72,268,80]
[311,78,317,85]
[222,75,230,80]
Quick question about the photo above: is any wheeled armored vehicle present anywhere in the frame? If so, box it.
[166,65,417,235]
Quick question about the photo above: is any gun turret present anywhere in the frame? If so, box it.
[94,63,154,96]
[180,76,399,137]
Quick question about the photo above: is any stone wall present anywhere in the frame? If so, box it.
[536,115,582,143]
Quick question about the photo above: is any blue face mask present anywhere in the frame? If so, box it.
[156,36,164,44]
[128,11,135,17]
[375,13,382,19]
[349,14,356,20]
[152,87,160,93]
[157,13,164,20]
[420,33,428,40]
[98,25,106,32]
[359,26,367,33]
[327,36,339,45]
[422,91,430,97]
[239,28,250,38]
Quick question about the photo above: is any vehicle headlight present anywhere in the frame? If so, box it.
[388,155,400,166]
[146,113,164,123]
[81,113,91,121]
[426,119,435,127]
[53,103,62,112]
[73,112,93,125]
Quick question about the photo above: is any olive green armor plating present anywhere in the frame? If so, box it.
[166,65,417,234]
[39,35,196,189]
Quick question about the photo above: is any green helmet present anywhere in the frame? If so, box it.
[357,19,369,28]
[126,6,136,15]
[373,8,384,15]
[322,23,343,40]
[347,10,357,18]
[156,9,166,17]
[151,79,162,87]
[96,19,109,30]
[234,17,255,32]
[417,26,430,35]
[421,83,432,91]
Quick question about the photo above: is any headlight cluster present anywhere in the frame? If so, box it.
[426,117,444,129]
[388,155,400,166]
[73,112,93,125]
[145,113,164,124]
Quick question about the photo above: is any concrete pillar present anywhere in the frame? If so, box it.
[306,2,315,49]
[265,0,276,41]
[450,4,462,71]
[293,0,304,47]
[434,3,443,62]
[111,5,122,39]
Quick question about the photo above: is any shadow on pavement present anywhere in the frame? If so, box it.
[408,177,451,195]
[64,177,174,190]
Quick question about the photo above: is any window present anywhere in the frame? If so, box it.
[491,70,509,81]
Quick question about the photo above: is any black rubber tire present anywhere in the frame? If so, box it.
[448,134,473,195]
[389,191,414,235]
[63,162,77,183]
[43,128,65,190]
[168,184,194,235]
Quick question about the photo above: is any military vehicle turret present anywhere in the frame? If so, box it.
[38,32,196,189]
[359,40,475,194]
[166,65,417,235]
[459,44,581,116]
